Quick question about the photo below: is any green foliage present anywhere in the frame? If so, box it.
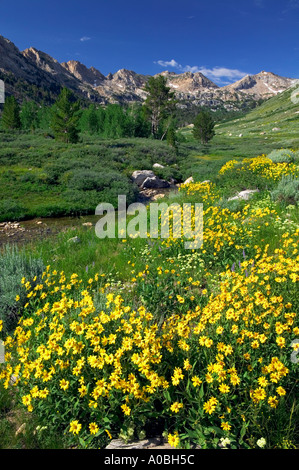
[267,149,295,163]
[175,101,262,128]
[20,101,40,130]
[0,134,179,221]
[271,175,299,205]
[166,125,178,152]
[0,245,44,334]
[65,169,136,208]
[153,165,182,183]
[1,96,21,130]
[143,76,177,138]
[0,199,27,222]
[51,88,81,143]
[78,103,151,139]
[193,111,215,144]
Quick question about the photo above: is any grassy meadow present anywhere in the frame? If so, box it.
[0,87,298,449]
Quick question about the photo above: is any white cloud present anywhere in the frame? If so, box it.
[154,59,249,84]
[155,59,182,69]
[80,36,91,42]
[199,66,249,81]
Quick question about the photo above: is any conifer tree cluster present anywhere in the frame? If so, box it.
[0,78,184,146]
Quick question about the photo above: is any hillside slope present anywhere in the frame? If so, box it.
[217,83,299,139]
[178,84,299,167]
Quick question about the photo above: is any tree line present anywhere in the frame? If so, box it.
[0,76,215,145]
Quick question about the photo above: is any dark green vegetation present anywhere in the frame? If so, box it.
[1,96,21,130]
[51,88,81,143]
[0,84,298,223]
[143,75,177,139]
[193,110,216,144]
[0,134,180,222]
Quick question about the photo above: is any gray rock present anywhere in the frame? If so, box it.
[105,438,171,450]
[141,176,170,189]
[228,189,259,201]
[153,163,164,169]
[105,437,201,450]
[183,176,194,185]
[131,170,155,186]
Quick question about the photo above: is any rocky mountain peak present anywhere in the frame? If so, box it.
[61,60,105,86]
[0,34,296,108]
[222,71,296,98]
[23,47,61,74]
[0,36,56,87]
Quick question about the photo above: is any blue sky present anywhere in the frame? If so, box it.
[0,0,299,85]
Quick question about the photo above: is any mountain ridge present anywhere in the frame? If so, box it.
[0,34,297,109]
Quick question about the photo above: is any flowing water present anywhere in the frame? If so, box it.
[0,186,179,247]
[0,215,100,246]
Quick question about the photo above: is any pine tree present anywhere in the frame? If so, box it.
[1,96,21,130]
[87,104,99,135]
[166,124,178,153]
[143,76,177,139]
[20,101,39,130]
[51,88,81,143]
[193,110,215,144]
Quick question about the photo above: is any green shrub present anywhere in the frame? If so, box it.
[0,245,44,334]
[64,189,103,211]
[216,197,247,213]
[0,200,27,222]
[153,166,183,183]
[19,172,39,184]
[66,170,136,207]
[271,175,299,205]
[267,149,295,164]
[67,170,107,192]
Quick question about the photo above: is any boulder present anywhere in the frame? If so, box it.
[131,170,155,186]
[105,438,172,450]
[105,437,201,450]
[228,189,259,201]
[183,176,194,185]
[140,176,170,189]
[153,163,164,169]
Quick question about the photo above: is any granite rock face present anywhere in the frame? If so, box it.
[0,34,296,106]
